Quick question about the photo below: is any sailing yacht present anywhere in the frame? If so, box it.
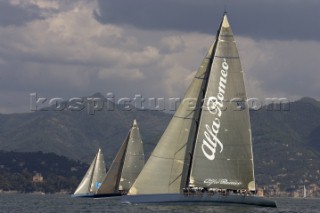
[72,148,106,197]
[94,119,145,198]
[122,13,276,207]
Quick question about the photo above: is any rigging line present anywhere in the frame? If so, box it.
[174,143,187,156]
[169,173,183,186]
[150,154,176,160]
[195,76,206,80]
[173,112,197,120]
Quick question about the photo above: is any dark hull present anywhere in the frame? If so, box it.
[71,194,95,198]
[122,193,277,208]
[71,193,122,198]
[92,193,123,198]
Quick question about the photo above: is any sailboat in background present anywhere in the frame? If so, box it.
[303,185,307,198]
[72,148,106,197]
[94,119,145,198]
[122,13,276,207]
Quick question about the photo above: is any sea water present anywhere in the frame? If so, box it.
[0,193,319,213]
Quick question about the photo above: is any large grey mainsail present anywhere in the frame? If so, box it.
[74,148,106,195]
[97,119,144,194]
[129,14,255,195]
[129,44,215,194]
[189,15,255,191]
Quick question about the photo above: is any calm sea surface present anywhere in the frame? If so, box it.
[0,193,319,213]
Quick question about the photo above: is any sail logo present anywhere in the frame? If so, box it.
[204,178,242,186]
[201,59,228,161]
[95,182,102,189]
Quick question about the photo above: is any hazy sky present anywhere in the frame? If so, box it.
[0,0,319,113]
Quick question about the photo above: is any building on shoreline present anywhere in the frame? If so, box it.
[32,173,44,183]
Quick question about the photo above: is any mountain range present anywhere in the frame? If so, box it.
[0,93,171,165]
[0,94,319,195]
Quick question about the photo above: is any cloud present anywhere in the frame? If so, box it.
[98,67,145,80]
[0,1,177,112]
[94,0,320,41]
[0,0,319,114]
[238,38,320,100]
[0,0,44,26]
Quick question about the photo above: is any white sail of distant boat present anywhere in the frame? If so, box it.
[95,119,145,197]
[73,148,106,197]
[303,185,307,198]
[122,13,276,207]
